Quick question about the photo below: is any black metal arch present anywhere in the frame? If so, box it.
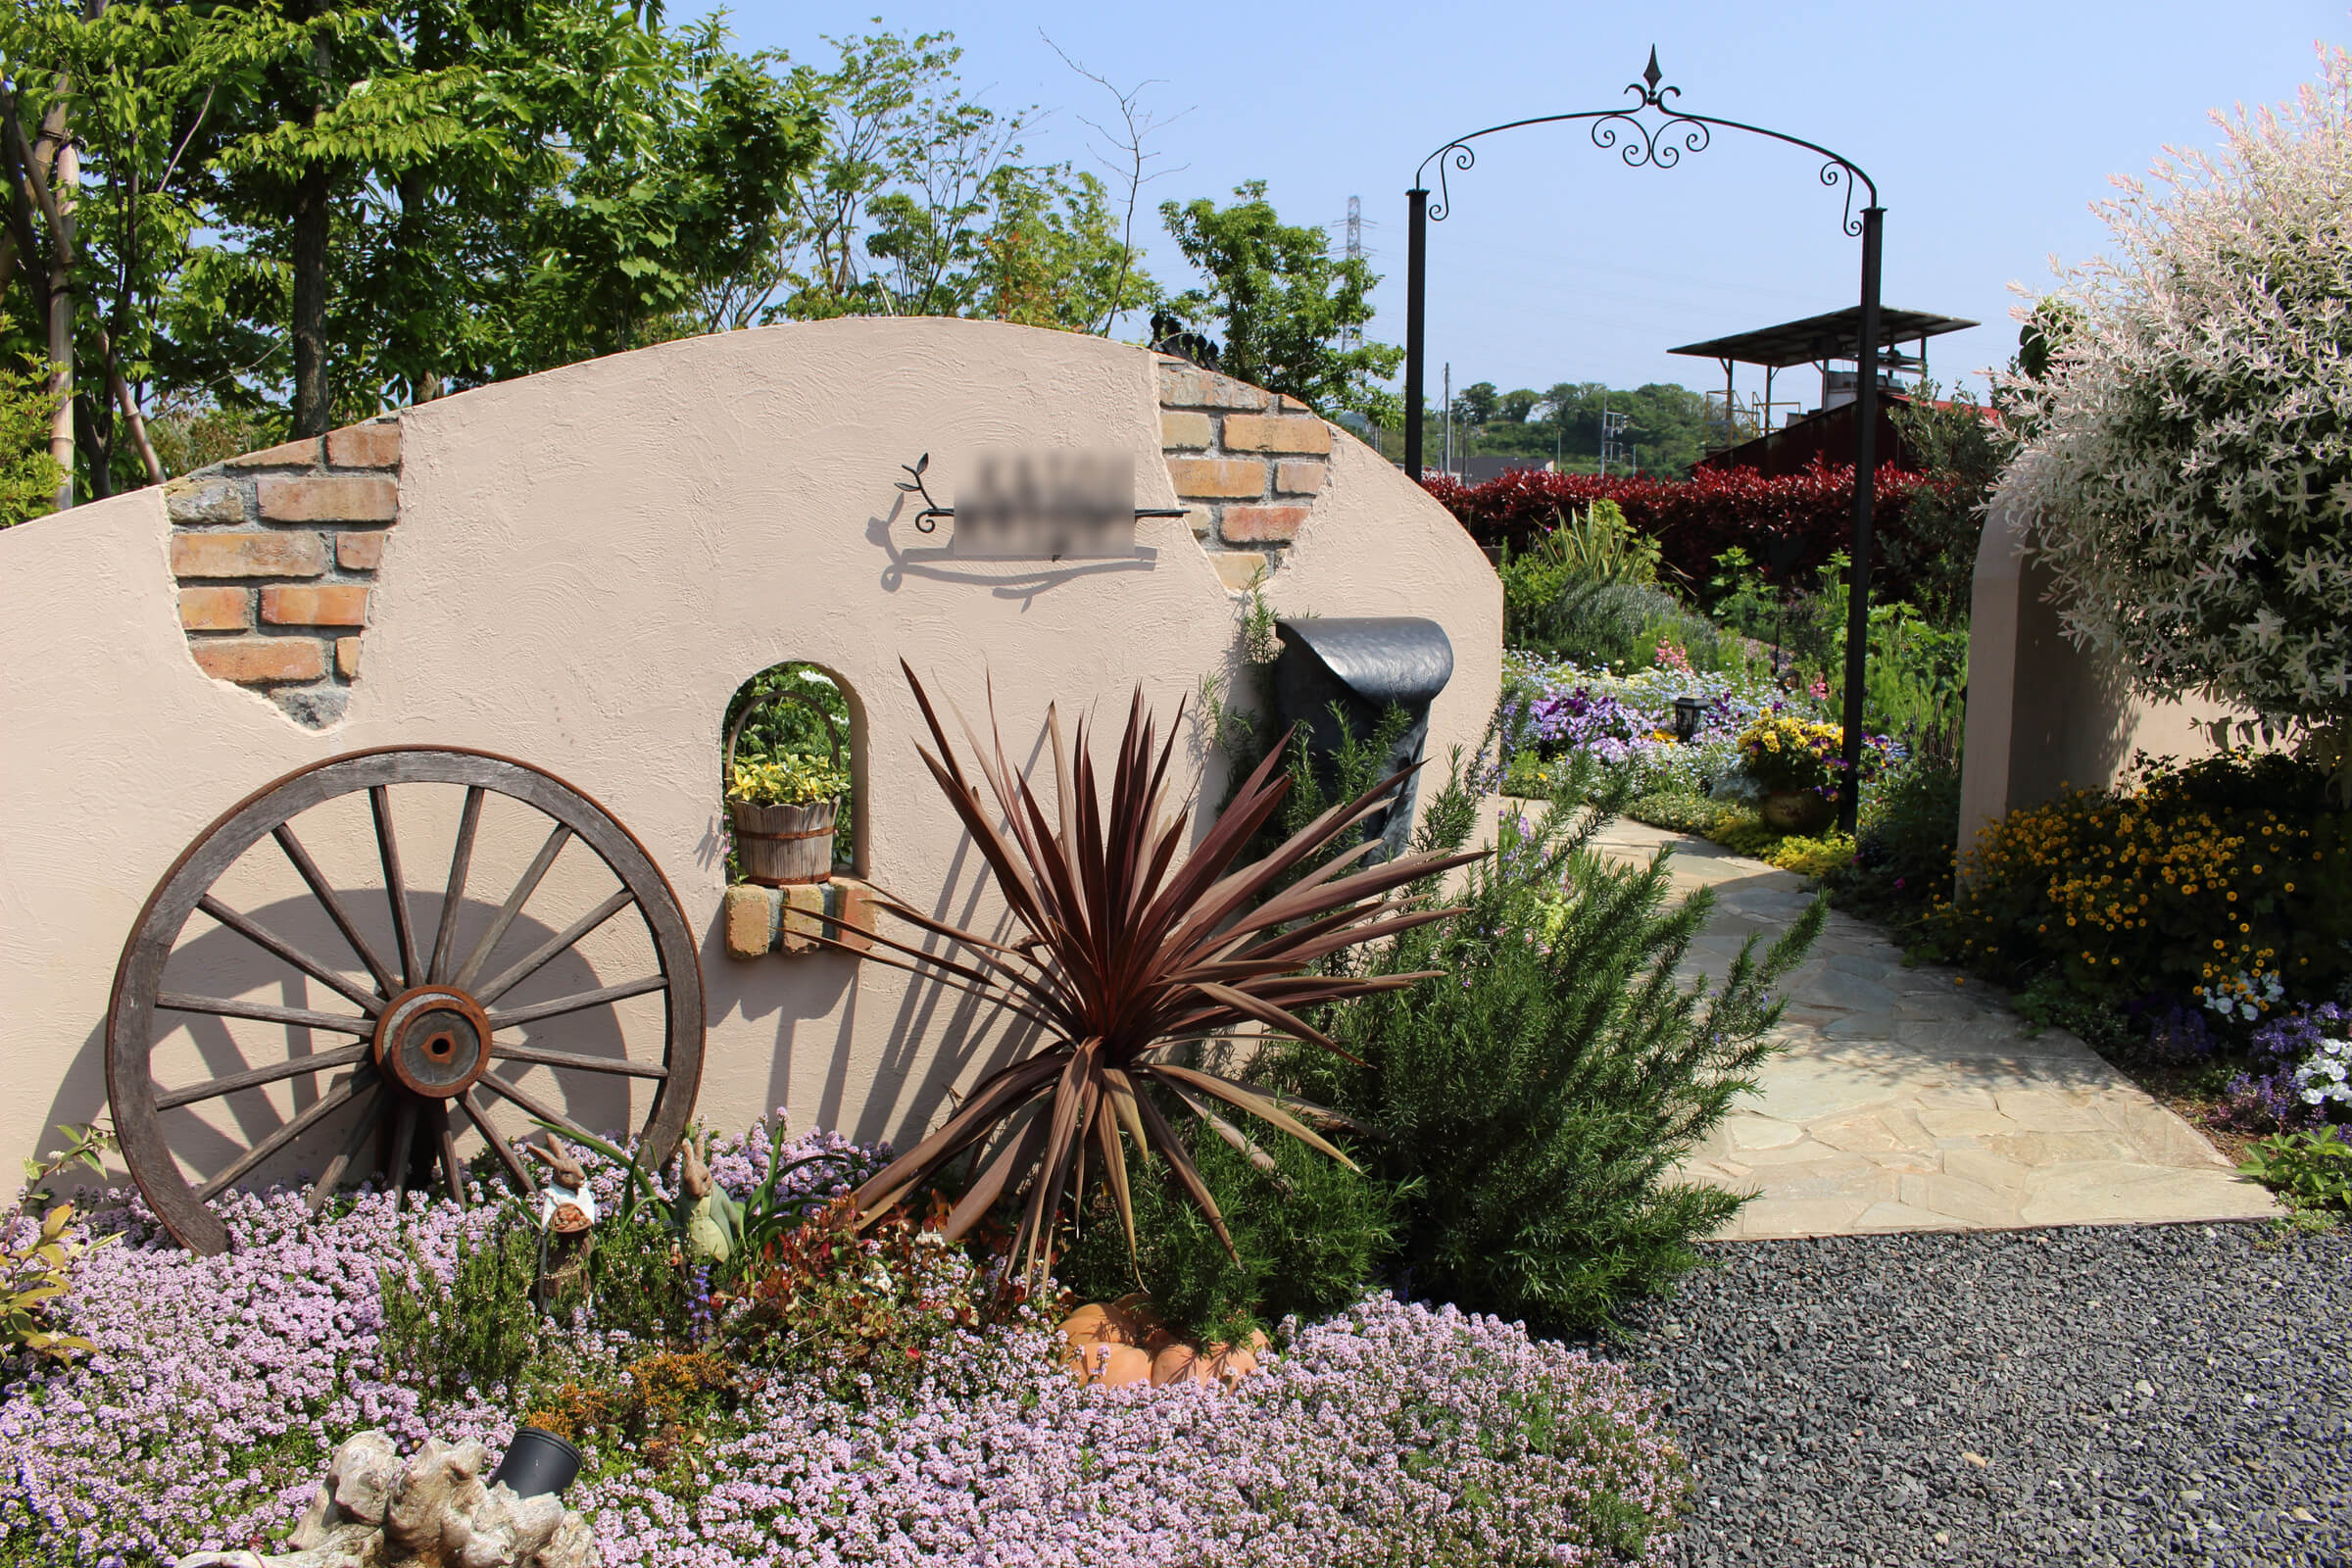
[1404,48,1886,832]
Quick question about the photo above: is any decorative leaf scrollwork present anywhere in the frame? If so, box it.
[1413,49,1877,231]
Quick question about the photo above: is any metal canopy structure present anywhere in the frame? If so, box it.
[1668,306,1977,369]
[1669,305,1979,451]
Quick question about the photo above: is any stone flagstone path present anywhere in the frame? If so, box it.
[1587,819,2278,1239]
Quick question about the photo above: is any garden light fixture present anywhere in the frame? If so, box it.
[1673,695,1706,743]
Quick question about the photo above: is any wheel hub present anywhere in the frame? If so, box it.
[373,986,493,1099]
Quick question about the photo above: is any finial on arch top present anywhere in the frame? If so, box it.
[1642,47,1663,97]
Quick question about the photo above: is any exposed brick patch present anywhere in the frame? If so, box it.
[1158,411,1214,449]
[190,636,326,684]
[171,531,327,578]
[178,587,250,631]
[1220,504,1310,545]
[225,437,323,469]
[1166,457,1265,500]
[336,531,388,570]
[261,583,368,627]
[164,475,243,524]
[325,423,401,468]
[1156,356,1343,592]
[258,474,398,523]
[168,416,400,725]
[1222,414,1331,455]
[1157,363,1266,411]
[1274,459,1328,496]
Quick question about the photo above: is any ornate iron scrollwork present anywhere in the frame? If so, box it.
[1416,47,1875,236]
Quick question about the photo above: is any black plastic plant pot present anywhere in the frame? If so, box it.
[489,1427,581,1498]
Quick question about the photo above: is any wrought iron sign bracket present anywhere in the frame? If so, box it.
[897,454,1188,534]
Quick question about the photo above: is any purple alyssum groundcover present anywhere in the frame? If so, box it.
[1,1126,1686,1567]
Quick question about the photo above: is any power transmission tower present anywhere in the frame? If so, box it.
[1598,403,1630,477]
[1341,196,1362,352]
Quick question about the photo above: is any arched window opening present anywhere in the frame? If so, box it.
[721,662,858,882]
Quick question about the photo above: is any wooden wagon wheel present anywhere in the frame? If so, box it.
[106,747,705,1255]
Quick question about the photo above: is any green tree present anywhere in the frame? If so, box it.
[1158,180,1401,418]
[765,29,1152,330]
[1886,379,2013,628]
[3,0,825,473]
[0,318,62,524]
[1452,379,1496,426]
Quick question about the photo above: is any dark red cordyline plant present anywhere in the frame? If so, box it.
[819,662,1484,1281]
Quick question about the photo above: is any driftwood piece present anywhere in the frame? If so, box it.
[178,1430,595,1568]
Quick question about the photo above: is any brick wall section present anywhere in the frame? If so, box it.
[1156,358,1334,593]
[161,417,400,727]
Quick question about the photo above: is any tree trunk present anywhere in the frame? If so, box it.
[35,102,73,509]
[289,20,333,436]
[290,163,330,435]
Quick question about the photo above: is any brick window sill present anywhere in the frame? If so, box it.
[721,877,879,959]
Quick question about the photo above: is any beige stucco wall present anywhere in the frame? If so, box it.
[1958,499,2245,877]
[0,318,1500,1187]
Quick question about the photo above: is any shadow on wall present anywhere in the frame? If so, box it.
[2002,551,2148,804]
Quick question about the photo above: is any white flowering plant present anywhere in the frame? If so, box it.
[1996,45,2352,780]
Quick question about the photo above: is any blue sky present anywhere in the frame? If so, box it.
[722,0,2343,407]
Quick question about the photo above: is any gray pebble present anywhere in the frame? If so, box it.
[1596,1223,2352,1567]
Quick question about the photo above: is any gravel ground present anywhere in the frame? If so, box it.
[1603,1222,2352,1567]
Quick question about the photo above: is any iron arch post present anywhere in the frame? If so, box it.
[1399,50,1886,834]
[1405,187,1429,481]
[1839,205,1885,835]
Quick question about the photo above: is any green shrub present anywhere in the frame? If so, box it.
[1054,1118,1404,1346]
[1275,782,1825,1333]
[1622,790,1732,838]
[0,320,61,528]
[1541,579,1697,668]
[380,1221,548,1400]
[721,1198,1013,1403]
[2237,1129,2352,1215]
[1832,749,1963,914]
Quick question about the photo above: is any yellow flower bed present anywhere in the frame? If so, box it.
[1930,752,2352,1005]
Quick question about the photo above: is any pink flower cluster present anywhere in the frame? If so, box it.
[571,1298,1686,1568]
[0,1120,1686,1567]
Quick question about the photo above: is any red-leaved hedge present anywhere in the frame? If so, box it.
[1423,460,1937,598]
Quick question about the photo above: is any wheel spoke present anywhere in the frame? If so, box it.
[370,786,421,990]
[197,896,384,1013]
[473,1070,602,1150]
[155,1043,369,1110]
[195,1069,369,1201]
[427,786,486,985]
[385,1097,419,1199]
[490,1042,669,1080]
[451,823,571,994]
[272,822,401,997]
[461,1090,537,1199]
[485,974,667,1030]
[437,1103,468,1208]
[307,1081,384,1214]
[472,888,635,1006]
[157,991,372,1036]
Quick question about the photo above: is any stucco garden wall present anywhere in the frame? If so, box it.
[0,317,1500,1184]
[1958,498,2248,877]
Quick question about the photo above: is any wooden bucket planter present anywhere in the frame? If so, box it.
[725,691,844,886]
[1761,788,1836,835]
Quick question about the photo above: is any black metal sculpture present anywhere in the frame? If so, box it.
[1405,48,1886,832]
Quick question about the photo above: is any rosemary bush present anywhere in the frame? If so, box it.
[1279,765,1824,1333]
